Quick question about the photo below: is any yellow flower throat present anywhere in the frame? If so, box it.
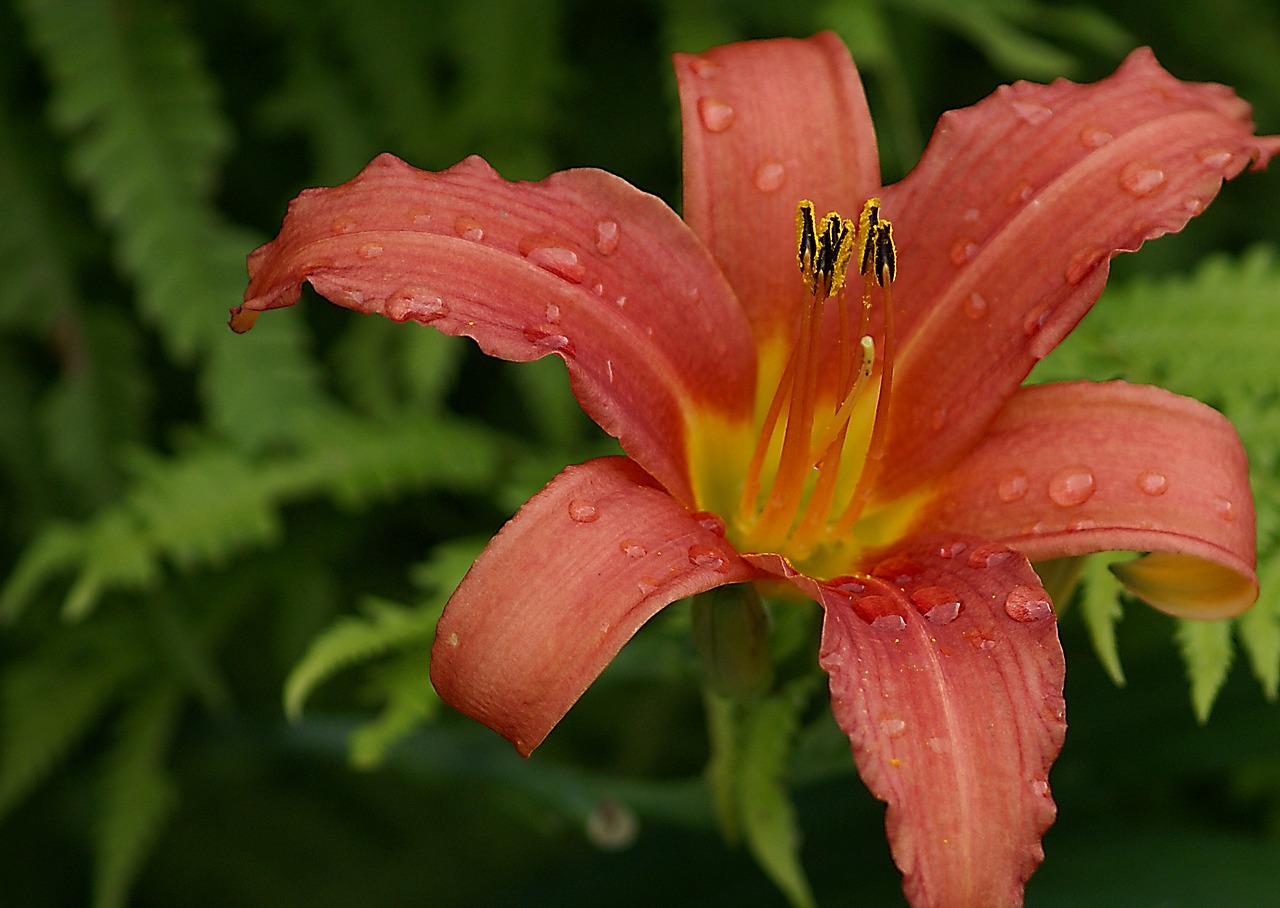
[727,198,906,574]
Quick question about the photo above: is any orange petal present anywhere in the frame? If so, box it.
[916,381,1257,618]
[429,457,756,756]
[752,538,1066,907]
[875,48,1280,501]
[676,32,880,350]
[233,154,757,504]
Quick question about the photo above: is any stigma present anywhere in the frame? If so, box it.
[736,198,897,563]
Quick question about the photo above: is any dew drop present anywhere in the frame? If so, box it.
[753,160,787,192]
[330,214,357,235]
[1005,180,1034,206]
[949,237,979,266]
[962,207,981,224]
[871,614,907,633]
[967,544,1014,570]
[519,234,586,283]
[1118,161,1166,198]
[926,736,950,754]
[544,303,562,324]
[1042,694,1067,724]
[357,242,383,259]
[594,218,621,256]
[1010,99,1053,125]
[697,96,735,133]
[1031,779,1051,798]
[385,286,448,323]
[1136,469,1168,496]
[605,359,615,384]
[1048,466,1096,507]
[880,717,907,738]
[692,511,726,536]
[688,543,730,572]
[1079,125,1113,148]
[1022,306,1050,337]
[936,541,968,560]
[568,498,599,523]
[997,469,1030,503]
[829,576,867,596]
[925,599,961,626]
[1004,584,1053,622]
[522,324,575,353]
[1068,515,1097,531]
[1196,146,1234,172]
[1064,245,1108,285]
[1214,497,1237,521]
[1180,196,1205,215]
[453,215,484,241]
[963,291,989,320]
[930,407,948,431]
[619,540,647,558]
[689,57,719,79]
[614,295,628,308]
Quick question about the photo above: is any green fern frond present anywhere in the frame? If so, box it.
[91,684,182,908]
[349,645,440,769]
[284,597,439,721]
[1084,555,1126,686]
[0,613,149,822]
[1176,618,1235,723]
[16,0,327,448]
[1240,548,1280,701]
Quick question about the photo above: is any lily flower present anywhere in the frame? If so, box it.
[231,33,1277,907]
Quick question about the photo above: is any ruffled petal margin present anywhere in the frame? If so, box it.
[429,456,756,756]
[676,32,880,350]
[875,47,1280,502]
[913,381,1257,619]
[752,539,1066,908]
[232,154,757,504]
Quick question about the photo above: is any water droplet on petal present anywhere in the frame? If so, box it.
[593,218,621,256]
[519,234,586,283]
[1137,470,1168,496]
[544,303,562,324]
[385,286,448,323]
[1005,180,1034,206]
[568,498,599,523]
[967,544,1014,570]
[1042,694,1067,724]
[614,295,628,308]
[330,214,357,235]
[697,96,735,133]
[1197,146,1234,172]
[880,718,907,738]
[1004,584,1053,621]
[1068,515,1097,531]
[963,292,989,320]
[1079,125,1113,148]
[871,614,907,633]
[936,541,967,560]
[912,586,963,626]
[357,242,383,259]
[962,207,981,223]
[950,237,979,265]
[1048,466,1095,507]
[1031,779,1051,798]
[753,159,786,192]
[1180,196,1205,215]
[453,215,484,241]
[688,543,730,572]
[926,736,950,754]
[522,324,575,354]
[1119,161,1166,198]
[829,576,867,596]
[1022,306,1050,337]
[619,540,647,558]
[1065,245,1108,285]
[998,469,1030,503]
[689,56,719,79]
[692,511,726,536]
[1011,99,1053,125]
[1214,497,1237,521]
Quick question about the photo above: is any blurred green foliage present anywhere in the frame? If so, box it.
[1,0,1278,905]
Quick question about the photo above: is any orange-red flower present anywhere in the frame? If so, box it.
[232,34,1278,908]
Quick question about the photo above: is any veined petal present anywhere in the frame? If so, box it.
[232,154,756,504]
[429,456,756,757]
[916,381,1257,619]
[677,32,880,349]
[786,539,1065,908]
[875,48,1280,501]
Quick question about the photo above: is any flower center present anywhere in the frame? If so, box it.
[733,198,897,565]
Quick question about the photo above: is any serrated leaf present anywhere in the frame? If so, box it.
[284,597,438,720]
[1238,548,1280,700]
[91,684,181,908]
[349,647,441,769]
[1084,555,1126,685]
[1175,618,1235,722]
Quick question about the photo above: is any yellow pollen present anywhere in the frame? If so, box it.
[736,198,898,564]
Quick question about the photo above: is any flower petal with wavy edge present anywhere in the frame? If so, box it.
[232,154,756,504]
[815,539,1066,908]
[913,381,1257,618]
[874,48,1280,502]
[429,456,757,756]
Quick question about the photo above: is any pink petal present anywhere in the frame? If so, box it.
[916,381,1257,618]
[754,539,1066,907]
[429,456,756,756]
[232,154,757,504]
[874,48,1280,501]
[676,32,880,348]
